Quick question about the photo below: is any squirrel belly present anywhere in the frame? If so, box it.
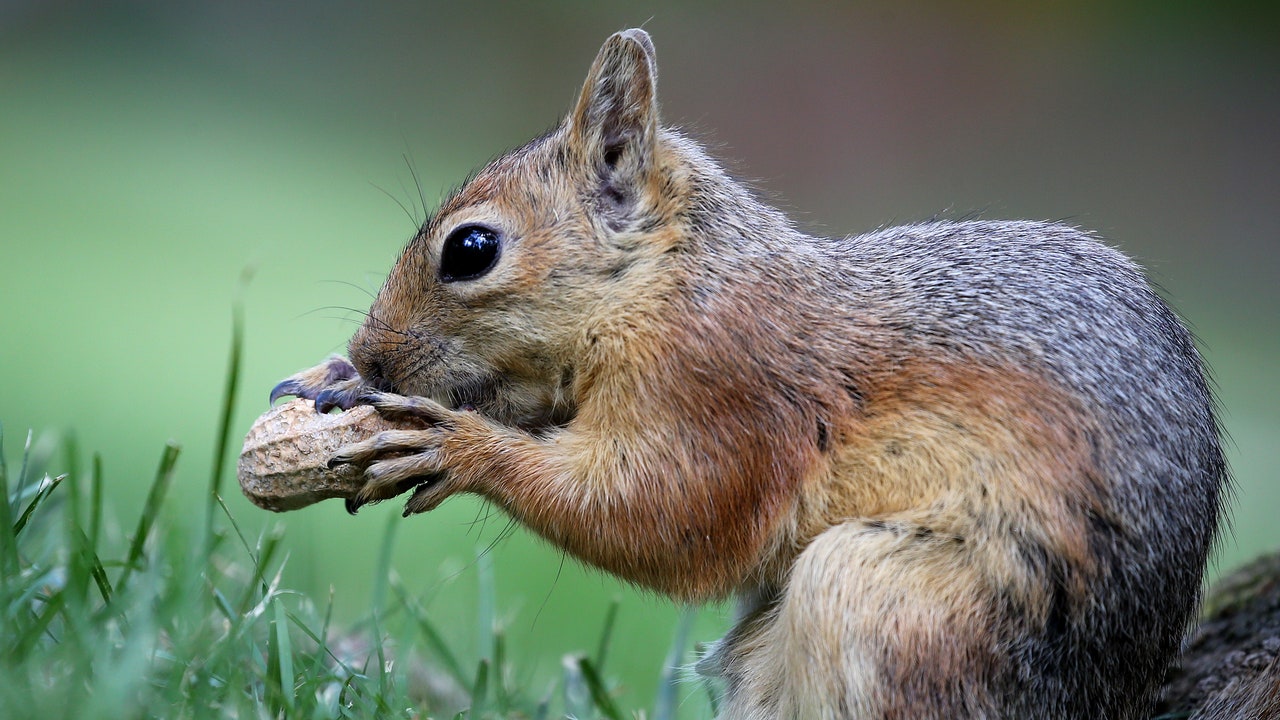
[277,28,1227,719]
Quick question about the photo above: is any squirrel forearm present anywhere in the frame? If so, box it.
[452,424,791,601]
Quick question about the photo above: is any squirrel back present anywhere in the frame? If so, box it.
[284,29,1228,718]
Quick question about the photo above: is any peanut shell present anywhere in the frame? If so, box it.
[238,399,396,512]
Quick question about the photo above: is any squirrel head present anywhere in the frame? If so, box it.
[348,29,687,429]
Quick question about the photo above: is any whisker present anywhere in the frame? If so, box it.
[531,548,569,630]
[391,353,438,391]
[297,306,413,340]
[465,498,493,534]
[370,180,420,229]
[302,305,375,319]
[291,306,366,324]
[317,278,380,301]
[403,152,430,231]
[476,509,518,560]
[317,314,366,327]
[327,306,415,341]
[361,308,412,337]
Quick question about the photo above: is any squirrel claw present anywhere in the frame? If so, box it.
[315,384,363,414]
[269,378,305,406]
[345,473,423,514]
[359,392,454,425]
[351,457,442,510]
[403,479,451,515]
[329,429,438,470]
[270,356,360,405]
[329,429,452,512]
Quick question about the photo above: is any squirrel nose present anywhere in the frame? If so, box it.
[358,358,397,393]
[360,359,385,390]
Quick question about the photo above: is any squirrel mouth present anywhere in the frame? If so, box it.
[434,375,498,413]
[433,375,571,432]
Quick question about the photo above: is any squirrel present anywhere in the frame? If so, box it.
[271,29,1228,719]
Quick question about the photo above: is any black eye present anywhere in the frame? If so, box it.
[439,225,502,282]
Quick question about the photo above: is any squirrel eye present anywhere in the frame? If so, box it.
[439,225,502,282]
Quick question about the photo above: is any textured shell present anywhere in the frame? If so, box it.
[238,399,394,511]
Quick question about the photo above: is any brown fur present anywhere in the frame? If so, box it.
[1194,661,1280,720]
[276,28,1227,718]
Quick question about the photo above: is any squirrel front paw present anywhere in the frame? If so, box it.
[327,391,467,516]
[269,356,365,412]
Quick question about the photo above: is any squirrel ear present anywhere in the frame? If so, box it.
[568,29,659,222]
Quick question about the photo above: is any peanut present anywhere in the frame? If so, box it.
[237,399,394,511]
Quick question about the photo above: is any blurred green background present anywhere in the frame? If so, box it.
[2,0,1277,711]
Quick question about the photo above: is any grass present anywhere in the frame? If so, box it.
[0,312,708,720]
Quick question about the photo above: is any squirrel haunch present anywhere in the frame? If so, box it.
[282,29,1226,719]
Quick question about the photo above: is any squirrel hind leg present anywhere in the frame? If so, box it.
[711,519,1011,720]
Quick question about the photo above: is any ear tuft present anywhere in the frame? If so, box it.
[615,28,656,70]
[568,30,661,230]
[570,29,659,173]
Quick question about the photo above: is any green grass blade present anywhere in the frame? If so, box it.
[216,492,259,567]
[470,658,490,719]
[13,590,67,660]
[533,689,551,720]
[14,430,57,501]
[236,527,282,613]
[205,301,244,554]
[287,606,355,679]
[267,597,285,714]
[13,474,65,536]
[63,452,90,610]
[562,653,590,720]
[273,597,297,716]
[79,532,113,603]
[477,549,495,661]
[654,608,696,720]
[62,430,81,522]
[492,625,510,711]
[290,596,334,676]
[63,469,107,609]
[212,587,236,621]
[370,512,399,703]
[15,430,32,497]
[89,453,103,547]
[116,443,180,593]
[83,535,113,602]
[594,597,621,674]
[579,655,624,720]
[0,423,19,577]
[390,575,471,691]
